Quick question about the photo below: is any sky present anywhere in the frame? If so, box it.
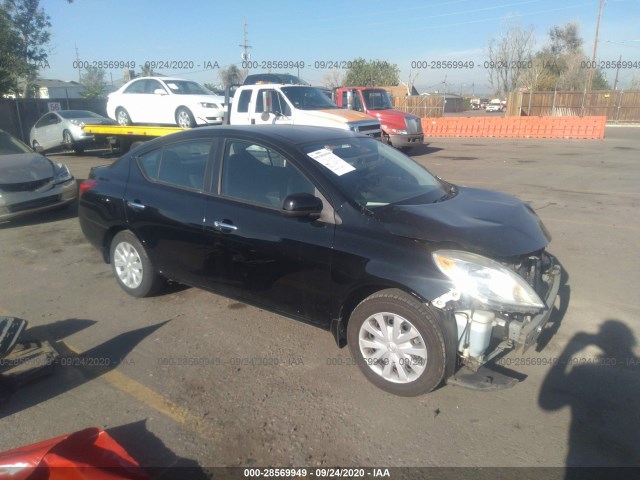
[39,0,640,94]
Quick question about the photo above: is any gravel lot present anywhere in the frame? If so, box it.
[0,127,638,476]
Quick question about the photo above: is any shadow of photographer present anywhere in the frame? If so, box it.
[539,320,640,474]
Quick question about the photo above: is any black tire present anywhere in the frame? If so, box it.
[63,130,73,148]
[175,107,195,128]
[116,108,132,126]
[32,140,41,151]
[347,288,447,396]
[109,230,164,297]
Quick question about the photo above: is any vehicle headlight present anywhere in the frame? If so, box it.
[55,164,73,184]
[199,102,219,108]
[432,250,544,312]
[70,119,85,127]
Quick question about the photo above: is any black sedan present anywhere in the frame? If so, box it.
[78,125,561,396]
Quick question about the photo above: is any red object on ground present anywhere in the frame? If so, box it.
[0,428,150,480]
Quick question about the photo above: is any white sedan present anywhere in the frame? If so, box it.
[106,77,226,128]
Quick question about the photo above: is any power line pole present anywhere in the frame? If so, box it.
[75,44,81,82]
[239,17,252,71]
[613,54,622,90]
[586,0,605,91]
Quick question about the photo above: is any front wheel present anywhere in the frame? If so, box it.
[110,230,164,297]
[347,289,446,396]
[175,107,195,128]
[116,108,132,126]
[63,130,73,148]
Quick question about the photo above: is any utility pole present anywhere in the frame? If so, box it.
[586,0,605,91]
[613,54,622,90]
[239,17,252,73]
[75,44,81,82]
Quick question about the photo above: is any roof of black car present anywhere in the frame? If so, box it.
[173,125,359,145]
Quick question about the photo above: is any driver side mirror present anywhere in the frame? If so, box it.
[153,88,168,95]
[282,193,323,218]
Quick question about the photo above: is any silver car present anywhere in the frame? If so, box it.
[29,110,115,154]
[0,129,77,222]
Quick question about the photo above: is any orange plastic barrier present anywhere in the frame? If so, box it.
[421,116,606,139]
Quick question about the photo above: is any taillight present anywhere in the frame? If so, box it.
[79,179,97,198]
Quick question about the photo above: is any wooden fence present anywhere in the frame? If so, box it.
[392,95,443,118]
[506,90,640,123]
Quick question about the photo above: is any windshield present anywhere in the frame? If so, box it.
[362,89,393,110]
[0,131,33,156]
[57,110,102,119]
[303,137,446,208]
[281,86,338,110]
[163,80,211,95]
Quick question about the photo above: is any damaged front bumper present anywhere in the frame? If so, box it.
[432,252,562,389]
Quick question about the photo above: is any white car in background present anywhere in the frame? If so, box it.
[106,77,226,128]
[485,100,505,112]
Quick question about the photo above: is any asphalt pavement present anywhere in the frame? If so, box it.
[0,127,638,475]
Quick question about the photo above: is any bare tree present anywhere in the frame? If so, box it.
[401,70,419,96]
[486,22,535,96]
[322,68,343,89]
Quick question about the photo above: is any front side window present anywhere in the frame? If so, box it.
[236,90,252,113]
[221,140,314,208]
[303,137,445,208]
[138,140,211,190]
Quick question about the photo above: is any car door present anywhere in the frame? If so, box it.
[201,138,336,326]
[37,113,61,150]
[253,89,293,125]
[146,79,173,124]
[124,137,215,286]
[120,79,147,121]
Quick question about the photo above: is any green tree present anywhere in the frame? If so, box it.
[0,6,26,96]
[139,63,155,77]
[219,64,245,87]
[3,0,52,97]
[344,58,400,87]
[80,66,107,98]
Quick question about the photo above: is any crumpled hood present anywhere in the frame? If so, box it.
[0,153,55,184]
[374,186,551,258]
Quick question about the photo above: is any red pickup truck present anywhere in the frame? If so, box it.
[334,87,424,151]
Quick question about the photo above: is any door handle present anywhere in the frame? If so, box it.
[126,200,146,210]
[213,220,238,232]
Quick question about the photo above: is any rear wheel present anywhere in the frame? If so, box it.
[176,107,195,128]
[110,230,164,297]
[116,108,132,126]
[347,289,446,396]
[63,130,73,148]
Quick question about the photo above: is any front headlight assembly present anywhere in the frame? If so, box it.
[432,250,544,313]
[55,164,73,184]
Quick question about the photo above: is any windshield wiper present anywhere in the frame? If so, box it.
[435,185,458,202]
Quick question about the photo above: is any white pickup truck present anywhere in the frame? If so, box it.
[228,84,382,139]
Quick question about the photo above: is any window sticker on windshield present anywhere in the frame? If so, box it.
[166,83,178,90]
[307,148,355,176]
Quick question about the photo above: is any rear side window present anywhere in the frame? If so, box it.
[123,80,145,94]
[236,90,252,113]
[137,140,212,190]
